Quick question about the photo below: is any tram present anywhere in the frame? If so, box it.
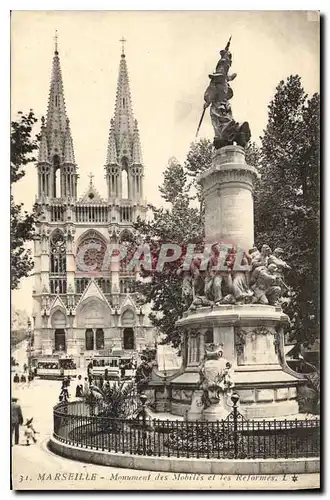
[35,355,77,379]
[87,354,136,380]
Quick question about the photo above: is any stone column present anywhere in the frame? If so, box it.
[198,145,259,252]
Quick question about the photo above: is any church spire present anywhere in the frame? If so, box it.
[113,41,135,159]
[37,33,78,200]
[105,41,145,204]
[63,118,76,164]
[106,119,118,164]
[38,116,49,163]
[45,31,70,159]
[132,119,143,164]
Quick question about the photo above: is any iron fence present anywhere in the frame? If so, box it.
[53,397,320,460]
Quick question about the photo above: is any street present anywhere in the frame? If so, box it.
[11,341,320,491]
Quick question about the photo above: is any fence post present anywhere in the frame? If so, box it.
[231,393,240,459]
[140,392,148,455]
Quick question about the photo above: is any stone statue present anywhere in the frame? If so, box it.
[268,248,291,275]
[177,258,213,311]
[176,262,196,309]
[231,252,253,303]
[251,244,272,270]
[251,263,282,306]
[201,38,251,149]
[203,247,233,304]
[199,344,234,411]
[135,357,153,393]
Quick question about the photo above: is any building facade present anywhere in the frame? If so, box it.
[32,39,155,367]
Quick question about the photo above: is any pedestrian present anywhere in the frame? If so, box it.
[23,363,28,373]
[75,375,83,398]
[83,377,89,396]
[99,375,104,389]
[24,418,38,446]
[13,373,20,384]
[20,374,26,383]
[59,379,69,402]
[11,397,23,446]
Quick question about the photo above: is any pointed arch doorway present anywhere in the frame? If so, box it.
[123,328,134,350]
[54,329,66,352]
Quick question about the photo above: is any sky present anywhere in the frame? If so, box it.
[10,10,320,315]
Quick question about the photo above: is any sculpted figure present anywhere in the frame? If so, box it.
[199,344,234,408]
[204,267,224,304]
[249,246,261,270]
[177,258,207,310]
[200,38,251,148]
[253,244,272,268]
[268,247,291,275]
[135,357,153,393]
[251,263,282,306]
[231,252,253,303]
[45,296,50,310]
[204,247,234,304]
[177,266,194,310]
[249,244,272,287]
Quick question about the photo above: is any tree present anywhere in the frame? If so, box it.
[255,75,320,346]
[134,157,203,348]
[11,111,38,290]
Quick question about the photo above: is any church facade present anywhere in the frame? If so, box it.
[32,39,156,367]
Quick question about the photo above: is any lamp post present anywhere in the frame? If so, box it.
[163,354,169,412]
[27,318,32,374]
[231,393,240,459]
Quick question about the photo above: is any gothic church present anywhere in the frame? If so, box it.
[32,38,156,367]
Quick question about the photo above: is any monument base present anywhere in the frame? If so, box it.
[202,392,232,421]
[164,304,305,419]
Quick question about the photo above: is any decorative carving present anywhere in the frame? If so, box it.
[108,225,120,242]
[235,328,247,357]
[77,299,110,328]
[253,326,271,336]
[50,230,66,275]
[67,291,75,309]
[274,333,280,356]
[181,389,193,400]
[172,389,181,400]
[199,343,234,409]
[64,225,75,241]
[190,330,199,339]
[188,330,201,365]
[177,241,291,311]
[76,232,107,272]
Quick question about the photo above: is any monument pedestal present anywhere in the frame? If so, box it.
[198,145,259,249]
[202,392,231,421]
[169,304,304,418]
